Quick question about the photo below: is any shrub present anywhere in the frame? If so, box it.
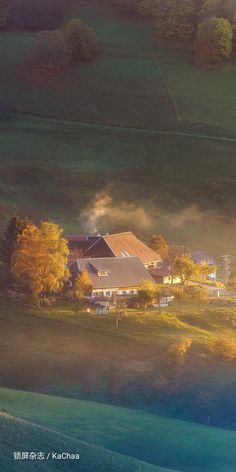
[209,334,236,361]
[112,0,139,11]
[227,276,236,289]
[64,19,97,62]
[167,337,192,366]
[185,286,209,304]
[31,30,72,73]
[6,0,68,31]
[195,17,233,67]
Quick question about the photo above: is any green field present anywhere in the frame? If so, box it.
[0,0,236,263]
[1,411,165,472]
[1,3,236,468]
[1,1,236,134]
[155,45,236,136]
[1,115,236,258]
[1,387,236,472]
[2,298,236,429]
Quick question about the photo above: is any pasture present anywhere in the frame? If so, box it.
[1,115,236,259]
[0,0,236,263]
[1,386,236,472]
[2,386,236,472]
[0,0,235,264]
[0,412,162,472]
[1,298,236,428]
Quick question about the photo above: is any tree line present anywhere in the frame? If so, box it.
[0,1,98,79]
[0,0,69,30]
[113,0,236,67]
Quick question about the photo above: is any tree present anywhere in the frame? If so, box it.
[199,0,223,19]
[209,334,236,361]
[0,216,30,279]
[185,285,209,304]
[138,0,158,16]
[228,276,236,289]
[197,262,216,280]
[64,19,97,62]
[174,255,197,284]
[11,221,69,301]
[200,0,236,21]
[155,287,164,306]
[149,234,169,260]
[195,17,233,66]
[167,337,192,365]
[74,270,93,301]
[168,245,186,285]
[170,286,188,311]
[7,0,68,31]
[153,0,197,42]
[0,0,10,28]
[30,30,72,73]
[112,0,139,11]
[137,279,157,310]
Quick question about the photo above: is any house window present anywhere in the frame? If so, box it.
[98,270,111,277]
[105,291,111,297]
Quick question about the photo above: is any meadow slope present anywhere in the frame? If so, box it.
[2,299,236,429]
[0,412,166,472]
[1,387,236,472]
[0,1,236,259]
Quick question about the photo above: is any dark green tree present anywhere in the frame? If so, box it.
[64,19,97,62]
[0,0,10,28]
[195,16,233,66]
[153,0,197,42]
[7,0,68,31]
[0,216,30,279]
[112,0,139,11]
[200,0,236,21]
[149,234,169,260]
[31,30,72,72]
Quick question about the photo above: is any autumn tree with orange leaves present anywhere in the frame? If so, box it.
[74,270,93,301]
[11,221,69,302]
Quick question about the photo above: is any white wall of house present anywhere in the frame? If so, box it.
[92,288,138,298]
[162,275,182,285]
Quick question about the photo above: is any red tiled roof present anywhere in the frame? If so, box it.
[102,232,161,264]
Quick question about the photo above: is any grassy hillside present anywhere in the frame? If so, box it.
[155,46,236,137]
[1,1,236,135]
[2,298,236,428]
[0,1,236,262]
[1,387,236,472]
[1,115,236,259]
[0,412,164,472]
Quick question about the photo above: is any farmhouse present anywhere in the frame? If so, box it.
[66,232,161,269]
[69,256,154,298]
[150,262,182,285]
[65,235,100,261]
[191,251,215,266]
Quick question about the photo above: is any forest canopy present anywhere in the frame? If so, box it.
[0,0,70,30]
[113,0,236,66]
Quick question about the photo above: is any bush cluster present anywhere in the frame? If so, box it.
[209,334,236,361]
[115,0,236,67]
[30,19,98,77]
[167,337,192,366]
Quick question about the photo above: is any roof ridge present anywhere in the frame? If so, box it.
[103,231,133,238]
[84,236,103,254]
[77,256,140,261]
